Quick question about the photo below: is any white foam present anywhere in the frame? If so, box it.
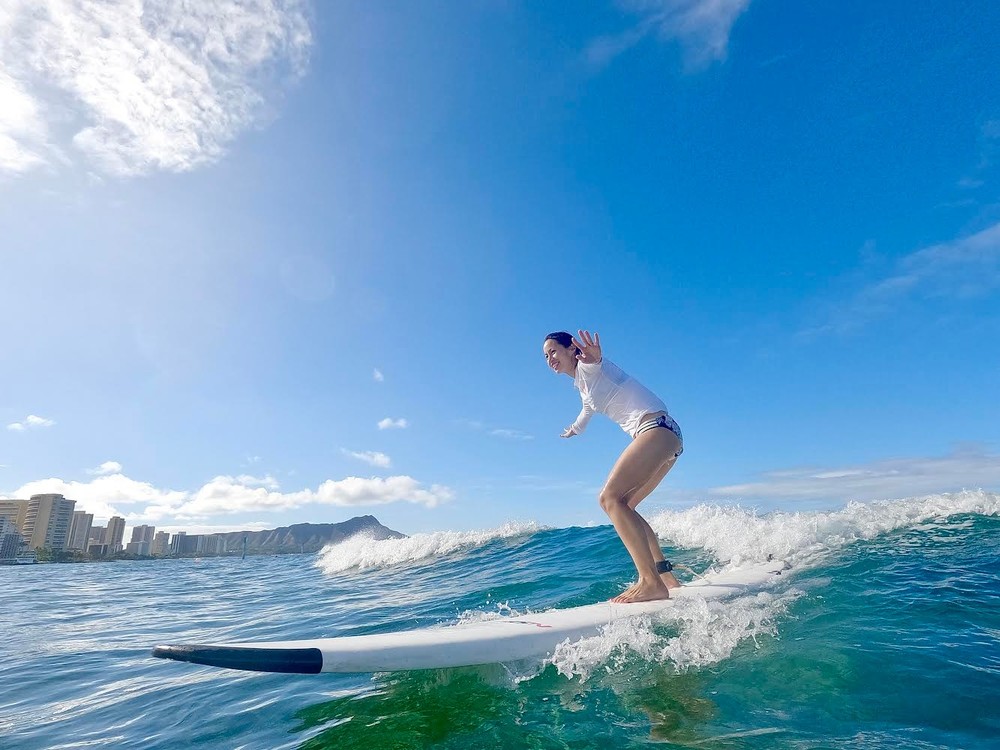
[454,602,529,626]
[546,589,802,681]
[314,520,544,574]
[649,490,1000,569]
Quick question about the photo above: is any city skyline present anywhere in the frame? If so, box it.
[0,492,391,563]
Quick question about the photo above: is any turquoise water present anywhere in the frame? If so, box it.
[2,491,999,749]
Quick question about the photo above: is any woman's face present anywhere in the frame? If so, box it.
[542,338,577,376]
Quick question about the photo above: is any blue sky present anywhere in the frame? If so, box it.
[2,0,999,539]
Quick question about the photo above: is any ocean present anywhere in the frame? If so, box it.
[2,490,998,749]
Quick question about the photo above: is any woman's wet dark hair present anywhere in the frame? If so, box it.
[544,331,579,354]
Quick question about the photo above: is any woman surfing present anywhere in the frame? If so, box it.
[543,330,684,603]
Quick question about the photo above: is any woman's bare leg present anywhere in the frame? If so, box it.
[626,456,680,589]
[600,427,682,603]
[613,458,679,601]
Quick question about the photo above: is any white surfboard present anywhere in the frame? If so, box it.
[152,558,788,674]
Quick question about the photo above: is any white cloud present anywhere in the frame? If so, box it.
[165,474,450,518]
[378,417,409,430]
[234,474,281,489]
[878,222,1000,300]
[87,460,123,476]
[0,68,50,174]
[342,449,392,468]
[458,419,533,441]
[12,470,451,523]
[0,0,312,177]
[7,414,55,431]
[804,222,1000,336]
[588,0,752,70]
[489,428,535,441]
[373,368,385,382]
[709,445,1000,502]
[14,473,186,522]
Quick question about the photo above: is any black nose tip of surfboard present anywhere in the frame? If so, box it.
[152,644,323,674]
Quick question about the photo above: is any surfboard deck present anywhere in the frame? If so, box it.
[152,558,788,674]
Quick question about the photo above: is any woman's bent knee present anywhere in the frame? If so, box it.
[599,490,626,514]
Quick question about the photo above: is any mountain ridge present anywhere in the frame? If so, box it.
[216,515,404,553]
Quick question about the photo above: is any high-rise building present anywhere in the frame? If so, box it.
[125,540,151,555]
[21,494,76,552]
[195,535,227,555]
[130,525,156,544]
[169,531,187,554]
[125,524,156,556]
[106,516,126,553]
[0,518,25,562]
[0,499,28,531]
[151,531,170,556]
[89,526,106,545]
[67,512,94,552]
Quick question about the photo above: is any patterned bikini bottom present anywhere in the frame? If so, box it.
[634,413,684,457]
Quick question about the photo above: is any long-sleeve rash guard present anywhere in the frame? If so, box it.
[570,358,669,438]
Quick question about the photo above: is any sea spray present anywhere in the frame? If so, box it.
[314,520,544,573]
[656,590,801,671]
[314,493,999,576]
[546,589,801,681]
[649,490,1000,569]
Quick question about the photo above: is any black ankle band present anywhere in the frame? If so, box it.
[656,560,673,573]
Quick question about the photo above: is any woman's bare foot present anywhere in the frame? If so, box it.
[613,581,641,602]
[660,571,682,589]
[613,571,677,602]
[610,577,670,603]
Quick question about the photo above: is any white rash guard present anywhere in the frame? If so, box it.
[570,358,669,438]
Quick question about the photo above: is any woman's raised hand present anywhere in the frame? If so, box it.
[572,330,602,364]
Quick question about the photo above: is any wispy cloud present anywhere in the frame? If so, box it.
[7,414,55,431]
[802,222,1000,337]
[515,475,595,494]
[588,0,752,70]
[13,471,453,523]
[708,445,1000,502]
[457,418,534,441]
[957,119,1000,190]
[0,0,312,177]
[373,368,385,382]
[87,461,123,476]
[378,417,408,430]
[489,428,535,441]
[342,449,392,468]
